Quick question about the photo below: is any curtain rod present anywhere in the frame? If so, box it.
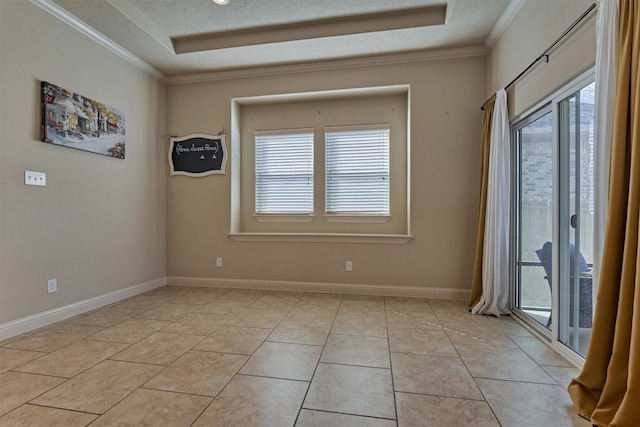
[481,2,597,110]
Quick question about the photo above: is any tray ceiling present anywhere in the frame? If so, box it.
[43,0,514,78]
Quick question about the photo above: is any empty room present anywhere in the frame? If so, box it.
[1,0,637,426]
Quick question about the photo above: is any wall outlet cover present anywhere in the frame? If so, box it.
[25,170,46,186]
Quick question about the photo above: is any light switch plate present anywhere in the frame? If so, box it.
[25,171,46,186]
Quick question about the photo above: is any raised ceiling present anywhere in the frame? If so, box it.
[40,0,516,79]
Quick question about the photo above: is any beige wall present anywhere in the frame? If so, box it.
[487,0,596,118]
[167,56,486,295]
[0,0,597,327]
[0,0,167,324]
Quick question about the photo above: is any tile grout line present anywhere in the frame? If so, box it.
[292,292,343,426]
[383,297,400,425]
[0,287,587,426]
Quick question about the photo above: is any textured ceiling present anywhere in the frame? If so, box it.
[47,0,512,77]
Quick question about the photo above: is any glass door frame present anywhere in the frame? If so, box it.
[510,69,596,366]
[557,76,596,357]
[511,104,554,339]
[509,102,557,341]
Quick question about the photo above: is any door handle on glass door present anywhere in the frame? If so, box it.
[570,214,578,229]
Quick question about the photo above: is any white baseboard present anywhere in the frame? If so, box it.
[0,277,166,342]
[167,276,470,300]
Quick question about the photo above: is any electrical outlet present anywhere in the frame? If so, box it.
[346,261,352,272]
[216,257,223,267]
[25,170,46,186]
[47,278,57,293]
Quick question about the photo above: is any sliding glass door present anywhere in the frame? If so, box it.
[558,82,595,357]
[513,75,595,358]
[514,109,554,329]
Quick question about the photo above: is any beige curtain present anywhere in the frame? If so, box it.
[568,1,640,425]
[469,94,496,310]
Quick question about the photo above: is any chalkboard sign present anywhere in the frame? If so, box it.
[169,134,227,177]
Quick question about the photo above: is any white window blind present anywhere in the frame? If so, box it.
[255,129,314,214]
[325,125,390,215]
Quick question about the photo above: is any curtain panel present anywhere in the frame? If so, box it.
[593,0,619,301]
[568,1,640,425]
[472,89,511,316]
[469,94,496,310]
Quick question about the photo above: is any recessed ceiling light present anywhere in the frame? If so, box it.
[213,0,228,4]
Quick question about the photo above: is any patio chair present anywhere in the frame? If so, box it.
[535,241,593,328]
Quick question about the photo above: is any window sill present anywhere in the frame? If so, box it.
[253,214,316,223]
[228,232,413,244]
[323,214,391,224]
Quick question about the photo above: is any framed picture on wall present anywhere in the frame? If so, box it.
[169,134,227,177]
[41,81,126,159]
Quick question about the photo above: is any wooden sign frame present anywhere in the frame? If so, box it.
[169,134,227,177]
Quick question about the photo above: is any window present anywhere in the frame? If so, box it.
[231,86,410,242]
[254,129,314,214]
[325,125,390,215]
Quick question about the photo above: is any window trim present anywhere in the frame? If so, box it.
[323,214,391,223]
[253,214,316,223]
[228,232,412,244]
[230,85,413,244]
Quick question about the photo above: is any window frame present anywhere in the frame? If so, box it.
[229,85,412,244]
[254,128,315,217]
[509,68,596,367]
[324,124,391,218]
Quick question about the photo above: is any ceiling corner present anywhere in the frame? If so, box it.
[484,0,526,49]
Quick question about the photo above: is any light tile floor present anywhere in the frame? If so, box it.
[0,286,591,426]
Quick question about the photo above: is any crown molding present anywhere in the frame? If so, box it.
[29,0,167,83]
[29,0,498,86]
[484,0,527,49]
[105,0,174,54]
[167,45,487,85]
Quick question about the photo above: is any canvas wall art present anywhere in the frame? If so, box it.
[41,81,126,159]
